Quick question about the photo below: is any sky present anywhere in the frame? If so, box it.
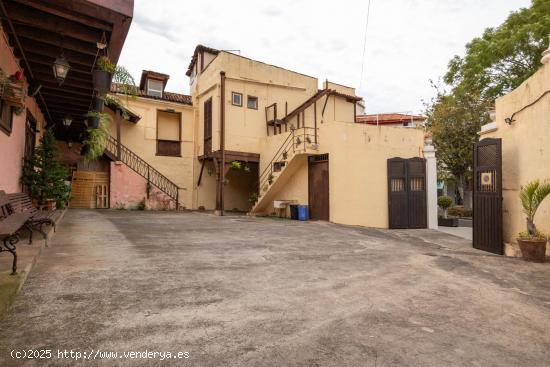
[118,0,532,115]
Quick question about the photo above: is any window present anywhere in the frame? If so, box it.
[232,92,242,107]
[204,98,212,154]
[147,79,164,98]
[247,96,258,110]
[156,110,181,157]
[0,100,13,135]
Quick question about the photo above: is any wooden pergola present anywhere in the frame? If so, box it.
[0,0,133,141]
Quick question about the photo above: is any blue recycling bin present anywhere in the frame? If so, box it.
[297,205,309,221]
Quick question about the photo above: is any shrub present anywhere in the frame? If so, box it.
[437,196,453,218]
[447,206,473,218]
[137,199,146,211]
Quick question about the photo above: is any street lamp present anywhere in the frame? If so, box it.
[62,116,72,127]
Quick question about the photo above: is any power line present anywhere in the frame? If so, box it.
[358,0,372,97]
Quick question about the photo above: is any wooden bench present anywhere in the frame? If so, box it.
[0,192,32,275]
[6,192,61,245]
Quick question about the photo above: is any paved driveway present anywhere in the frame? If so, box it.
[1,210,550,366]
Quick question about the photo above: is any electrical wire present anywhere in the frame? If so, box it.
[358,0,372,97]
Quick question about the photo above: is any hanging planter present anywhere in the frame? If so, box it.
[93,69,113,94]
[92,57,115,94]
[92,95,105,112]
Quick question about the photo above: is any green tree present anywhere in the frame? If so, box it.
[21,129,70,207]
[426,0,550,203]
[445,0,550,101]
[424,85,490,202]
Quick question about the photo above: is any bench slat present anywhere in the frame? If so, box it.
[0,212,31,236]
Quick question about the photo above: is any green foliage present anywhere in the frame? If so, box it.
[447,206,473,218]
[83,112,112,161]
[137,199,146,211]
[426,0,549,202]
[230,161,242,170]
[444,0,550,101]
[21,129,70,206]
[518,230,547,240]
[519,179,550,235]
[97,56,138,98]
[248,192,258,205]
[438,196,453,210]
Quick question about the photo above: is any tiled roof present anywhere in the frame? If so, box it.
[356,113,426,124]
[111,83,192,105]
[186,45,220,76]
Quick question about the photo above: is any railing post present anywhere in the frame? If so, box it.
[292,129,295,153]
[176,189,179,210]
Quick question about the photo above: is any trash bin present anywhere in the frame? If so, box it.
[290,205,299,220]
[297,205,309,221]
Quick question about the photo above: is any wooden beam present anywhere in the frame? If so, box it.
[3,2,103,44]
[41,84,92,97]
[9,24,98,56]
[25,55,92,75]
[13,0,113,31]
[18,38,95,68]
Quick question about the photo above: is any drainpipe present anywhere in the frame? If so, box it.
[218,71,226,215]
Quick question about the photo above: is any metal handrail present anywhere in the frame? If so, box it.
[104,135,181,206]
[255,126,318,200]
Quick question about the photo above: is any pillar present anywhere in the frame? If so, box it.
[424,143,438,229]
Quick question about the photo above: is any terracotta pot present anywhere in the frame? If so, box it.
[517,238,547,262]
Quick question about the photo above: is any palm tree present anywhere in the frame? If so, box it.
[519,180,550,235]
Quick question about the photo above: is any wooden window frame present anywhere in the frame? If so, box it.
[204,97,213,154]
[156,109,182,157]
[247,95,258,110]
[232,92,242,107]
[0,100,14,136]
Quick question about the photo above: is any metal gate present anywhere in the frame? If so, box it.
[473,138,503,254]
[388,157,427,229]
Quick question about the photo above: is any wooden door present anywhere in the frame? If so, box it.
[473,138,503,254]
[388,157,427,229]
[69,171,109,208]
[308,154,329,220]
[204,98,212,154]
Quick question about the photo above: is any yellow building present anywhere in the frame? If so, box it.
[102,45,431,229]
[479,41,550,256]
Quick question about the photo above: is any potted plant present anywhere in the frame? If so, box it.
[92,56,137,96]
[517,180,550,262]
[93,56,115,93]
[82,112,112,161]
[437,196,458,227]
[92,95,104,112]
[21,129,70,209]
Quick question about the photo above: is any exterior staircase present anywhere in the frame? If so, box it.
[103,134,182,208]
[250,127,318,214]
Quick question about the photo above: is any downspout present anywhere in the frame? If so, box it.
[219,71,226,215]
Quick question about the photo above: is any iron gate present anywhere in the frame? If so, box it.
[387,157,427,229]
[473,138,503,254]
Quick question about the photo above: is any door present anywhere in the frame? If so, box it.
[388,157,427,229]
[473,138,503,254]
[309,154,329,220]
[204,98,212,154]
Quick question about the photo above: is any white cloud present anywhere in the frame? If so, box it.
[118,0,531,114]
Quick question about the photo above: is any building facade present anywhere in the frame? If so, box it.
[479,41,550,255]
[102,45,432,229]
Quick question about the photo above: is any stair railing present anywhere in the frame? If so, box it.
[104,135,181,207]
[255,126,318,201]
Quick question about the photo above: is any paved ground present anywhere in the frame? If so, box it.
[1,210,550,366]
[436,226,473,241]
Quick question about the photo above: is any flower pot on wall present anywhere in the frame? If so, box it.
[92,69,112,94]
[517,238,547,262]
